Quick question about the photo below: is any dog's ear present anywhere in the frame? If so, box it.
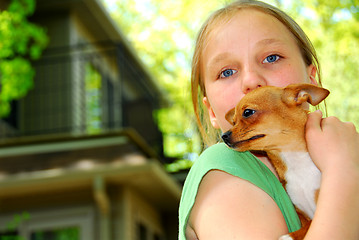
[225,107,236,125]
[282,83,330,107]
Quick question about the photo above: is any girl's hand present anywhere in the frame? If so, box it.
[305,110,359,240]
[305,110,359,175]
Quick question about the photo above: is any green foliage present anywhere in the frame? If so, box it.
[282,0,359,128]
[165,159,193,172]
[0,212,30,240]
[103,0,359,171]
[103,0,221,162]
[0,0,48,117]
[5,212,30,231]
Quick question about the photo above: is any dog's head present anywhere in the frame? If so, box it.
[221,83,329,152]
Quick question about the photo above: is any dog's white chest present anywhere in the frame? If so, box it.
[280,152,321,219]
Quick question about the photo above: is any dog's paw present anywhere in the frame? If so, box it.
[279,234,293,240]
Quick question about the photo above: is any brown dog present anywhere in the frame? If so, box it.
[221,83,330,240]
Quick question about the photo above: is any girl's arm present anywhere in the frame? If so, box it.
[305,110,359,239]
[188,169,289,240]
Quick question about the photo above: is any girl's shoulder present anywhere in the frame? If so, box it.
[188,168,290,239]
[178,143,301,239]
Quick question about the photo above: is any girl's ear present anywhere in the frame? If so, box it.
[203,97,220,129]
[307,64,318,85]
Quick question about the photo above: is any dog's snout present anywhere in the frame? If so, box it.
[221,131,232,146]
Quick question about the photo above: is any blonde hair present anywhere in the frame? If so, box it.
[191,0,323,147]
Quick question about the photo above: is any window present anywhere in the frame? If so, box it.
[136,222,163,240]
[30,226,79,240]
[85,63,102,134]
[0,230,19,240]
[137,223,147,240]
[0,208,93,240]
[2,100,18,129]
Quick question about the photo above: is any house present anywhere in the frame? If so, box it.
[0,0,181,239]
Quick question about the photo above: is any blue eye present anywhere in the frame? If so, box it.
[263,55,280,63]
[220,69,237,78]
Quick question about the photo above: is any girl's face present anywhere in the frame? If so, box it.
[202,9,316,132]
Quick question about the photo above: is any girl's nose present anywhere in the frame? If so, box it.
[241,68,266,94]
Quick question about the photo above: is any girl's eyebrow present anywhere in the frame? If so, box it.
[207,52,232,69]
[256,38,286,47]
[207,39,286,69]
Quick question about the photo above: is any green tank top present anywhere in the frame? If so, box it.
[178,143,301,239]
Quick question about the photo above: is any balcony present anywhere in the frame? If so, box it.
[0,41,164,158]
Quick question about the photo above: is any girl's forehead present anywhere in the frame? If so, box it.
[202,9,298,56]
[209,9,289,39]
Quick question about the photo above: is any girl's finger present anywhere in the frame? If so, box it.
[306,110,323,132]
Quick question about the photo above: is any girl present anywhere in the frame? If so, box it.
[179,0,359,239]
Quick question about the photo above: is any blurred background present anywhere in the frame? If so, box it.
[102,0,359,170]
[0,0,358,239]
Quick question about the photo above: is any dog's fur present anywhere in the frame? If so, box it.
[221,83,330,240]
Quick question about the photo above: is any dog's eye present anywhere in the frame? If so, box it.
[243,109,256,118]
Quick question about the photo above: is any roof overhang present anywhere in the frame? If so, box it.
[0,130,181,212]
[0,160,181,212]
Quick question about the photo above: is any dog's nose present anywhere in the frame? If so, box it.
[221,131,232,146]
